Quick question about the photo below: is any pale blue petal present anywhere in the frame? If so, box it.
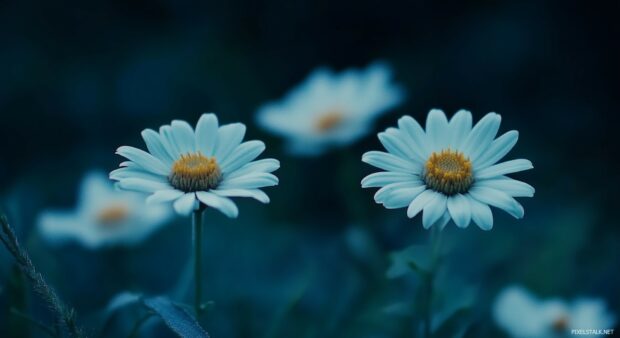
[448,109,472,149]
[469,186,524,219]
[159,125,182,159]
[196,191,239,218]
[214,123,246,163]
[171,120,195,154]
[146,189,185,204]
[475,177,535,197]
[379,128,419,161]
[436,211,452,230]
[467,195,493,230]
[422,192,447,229]
[475,159,533,180]
[212,189,270,203]
[461,113,501,161]
[141,128,174,166]
[362,151,421,174]
[225,159,280,180]
[398,115,431,159]
[118,178,172,193]
[425,109,449,150]
[382,185,426,209]
[361,172,418,188]
[109,167,168,183]
[116,146,169,175]
[173,193,197,216]
[195,113,219,156]
[475,130,519,169]
[220,140,266,174]
[406,189,435,218]
[218,173,279,189]
[447,194,471,228]
[374,181,424,203]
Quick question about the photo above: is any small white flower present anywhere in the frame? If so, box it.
[361,109,534,230]
[38,171,172,249]
[493,286,616,338]
[256,62,404,156]
[110,113,279,217]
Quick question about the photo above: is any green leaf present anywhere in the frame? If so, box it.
[386,244,432,279]
[143,296,210,338]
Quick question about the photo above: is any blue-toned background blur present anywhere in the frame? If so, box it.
[1,0,618,337]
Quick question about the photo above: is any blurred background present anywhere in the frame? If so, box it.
[0,0,618,337]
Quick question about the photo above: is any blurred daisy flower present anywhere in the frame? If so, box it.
[361,109,534,230]
[493,286,616,338]
[256,62,404,156]
[110,113,279,217]
[38,171,172,249]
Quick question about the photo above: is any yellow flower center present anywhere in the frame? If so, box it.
[315,111,343,132]
[96,204,129,226]
[423,149,473,195]
[169,153,222,192]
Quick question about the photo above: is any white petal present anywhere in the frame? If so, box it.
[116,146,169,175]
[406,189,435,218]
[109,167,167,183]
[196,191,239,218]
[461,113,501,161]
[374,181,424,203]
[362,151,421,174]
[475,130,519,169]
[171,120,195,154]
[225,159,280,180]
[173,193,197,216]
[447,194,471,228]
[159,125,182,159]
[378,128,420,162]
[146,189,185,204]
[361,172,418,188]
[475,159,533,180]
[220,140,265,174]
[382,185,426,209]
[218,173,279,189]
[422,192,447,229]
[448,109,472,149]
[468,195,493,230]
[436,211,452,230]
[469,186,524,219]
[398,115,431,159]
[141,128,174,166]
[118,178,172,193]
[213,189,270,203]
[214,123,246,162]
[425,109,449,150]
[195,113,219,156]
[475,177,535,197]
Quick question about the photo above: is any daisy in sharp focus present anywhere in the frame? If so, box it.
[256,62,405,156]
[493,286,616,338]
[38,171,172,249]
[361,109,534,230]
[110,113,279,217]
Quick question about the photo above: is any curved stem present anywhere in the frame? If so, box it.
[192,210,204,316]
[423,225,442,338]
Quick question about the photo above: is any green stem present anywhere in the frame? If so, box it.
[423,225,443,338]
[192,210,204,316]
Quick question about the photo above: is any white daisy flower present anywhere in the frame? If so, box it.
[493,286,616,338]
[38,171,172,249]
[361,109,534,230]
[110,113,279,217]
[256,62,404,156]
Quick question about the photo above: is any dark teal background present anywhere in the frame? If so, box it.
[0,0,618,337]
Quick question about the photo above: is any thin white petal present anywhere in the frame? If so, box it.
[407,189,435,218]
[425,109,449,150]
[475,177,534,197]
[225,159,280,180]
[468,195,493,230]
[382,185,426,209]
[448,109,472,149]
[118,178,171,193]
[475,159,533,180]
[116,146,169,175]
[173,193,197,216]
[422,192,447,229]
[171,120,195,154]
[214,123,246,163]
[362,151,421,174]
[196,191,239,218]
[218,173,279,189]
[475,130,519,169]
[398,115,431,159]
[195,113,219,156]
[146,189,185,204]
[469,186,524,219]
[447,194,471,228]
[461,113,501,161]
[220,140,266,174]
[141,128,174,166]
[361,172,418,188]
[213,189,270,203]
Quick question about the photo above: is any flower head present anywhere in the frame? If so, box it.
[110,113,279,217]
[38,171,172,249]
[361,109,534,230]
[493,286,616,338]
[256,62,404,156]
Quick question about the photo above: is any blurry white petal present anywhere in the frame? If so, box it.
[173,193,197,216]
[196,191,239,218]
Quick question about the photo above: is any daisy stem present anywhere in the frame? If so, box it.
[192,209,204,317]
[423,225,443,338]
